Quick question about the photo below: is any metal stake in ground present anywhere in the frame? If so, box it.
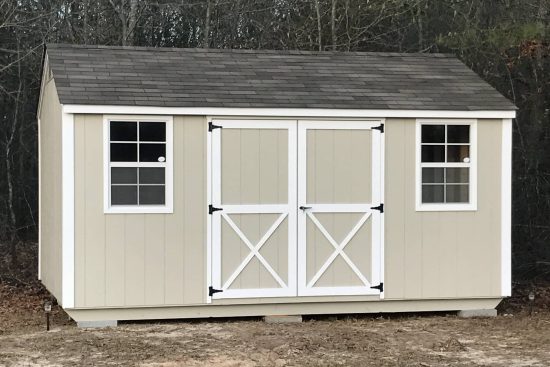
[44,301,52,331]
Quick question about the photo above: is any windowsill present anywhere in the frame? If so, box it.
[104,205,173,214]
[415,203,477,212]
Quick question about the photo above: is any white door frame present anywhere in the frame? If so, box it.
[210,119,298,299]
[297,120,385,297]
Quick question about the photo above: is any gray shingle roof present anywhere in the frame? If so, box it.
[46,43,515,110]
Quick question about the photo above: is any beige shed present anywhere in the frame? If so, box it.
[38,44,516,327]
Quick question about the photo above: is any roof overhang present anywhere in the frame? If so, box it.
[62,104,516,119]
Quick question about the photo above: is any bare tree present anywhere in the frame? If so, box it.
[314,0,322,51]
[203,0,212,48]
[331,0,337,50]
[108,0,140,46]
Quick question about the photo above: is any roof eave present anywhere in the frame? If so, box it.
[61,104,516,119]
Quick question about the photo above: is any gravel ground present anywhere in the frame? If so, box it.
[1,284,549,366]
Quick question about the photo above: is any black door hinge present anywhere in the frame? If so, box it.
[370,283,384,292]
[208,122,223,132]
[209,286,223,297]
[372,124,384,133]
[209,204,223,215]
[370,203,384,213]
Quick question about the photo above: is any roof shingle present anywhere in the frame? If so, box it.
[46,44,516,111]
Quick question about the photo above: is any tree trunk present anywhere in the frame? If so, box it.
[127,0,139,46]
[314,0,322,51]
[331,0,337,50]
[417,1,423,51]
[6,40,23,266]
[203,0,211,48]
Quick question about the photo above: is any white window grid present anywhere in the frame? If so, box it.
[416,119,477,212]
[103,115,173,214]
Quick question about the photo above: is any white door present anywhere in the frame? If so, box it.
[210,119,297,299]
[297,120,384,296]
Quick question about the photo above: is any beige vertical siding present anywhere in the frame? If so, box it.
[71,116,503,310]
[384,118,502,300]
[39,65,63,301]
[74,115,206,308]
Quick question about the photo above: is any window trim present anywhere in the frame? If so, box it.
[415,119,477,212]
[103,115,173,214]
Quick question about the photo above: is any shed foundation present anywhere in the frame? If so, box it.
[77,320,118,328]
[457,309,497,318]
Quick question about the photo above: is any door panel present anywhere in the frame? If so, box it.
[211,120,297,299]
[306,129,372,204]
[298,121,383,296]
[210,119,383,300]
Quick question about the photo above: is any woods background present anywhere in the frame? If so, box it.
[0,0,548,283]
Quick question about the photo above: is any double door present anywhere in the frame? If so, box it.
[209,119,383,300]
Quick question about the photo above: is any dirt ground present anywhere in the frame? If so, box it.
[1,284,550,366]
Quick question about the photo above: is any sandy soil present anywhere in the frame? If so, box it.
[1,284,549,367]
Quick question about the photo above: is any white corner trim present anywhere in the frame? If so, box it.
[38,117,42,281]
[103,115,174,214]
[415,119,478,212]
[62,104,516,120]
[501,118,512,296]
[61,112,75,308]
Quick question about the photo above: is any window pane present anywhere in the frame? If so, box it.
[111,185,137,205]
[421,125,445,143]
[447,145,470,162]
[139,185,165,205]
[139,122,166,142]
[422,168,444,183]
[139,143,166,162]
[111,143,137,162]
[421,145,445,162]
[446,185,469,203]
[139,167,165,184]
[110,121,137,141]
[446,168,469,183]
[422,185,444,203]
[447,125,469,143]
[111,167,137,184]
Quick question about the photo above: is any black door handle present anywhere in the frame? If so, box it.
[299,206,312,211]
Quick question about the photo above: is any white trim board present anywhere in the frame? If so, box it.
[63,104,516,119]
[37,116,42,280]
[501,118,512,297]
[61,112,75,308]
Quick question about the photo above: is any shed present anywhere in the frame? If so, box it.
[38,44,516,326]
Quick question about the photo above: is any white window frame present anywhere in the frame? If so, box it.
[416,119,477,212]
[103,115,173,214]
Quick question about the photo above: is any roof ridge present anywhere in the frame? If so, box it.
[46,43,454,58]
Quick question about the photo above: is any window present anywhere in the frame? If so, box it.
[416,119,477,211]
[104,116,173,213]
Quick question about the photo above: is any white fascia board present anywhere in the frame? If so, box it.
[61,112,75,308]
[63,104,516,119]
